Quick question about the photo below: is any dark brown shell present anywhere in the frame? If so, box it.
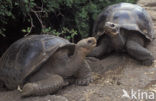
[93,3,154,41]
[0,35,74,87]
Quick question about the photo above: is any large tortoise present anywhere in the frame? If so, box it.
[89,3,155,65]
[0,35,96,97]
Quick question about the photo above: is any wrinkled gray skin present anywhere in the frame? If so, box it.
[0,35,96,97]
[89,3,154,66]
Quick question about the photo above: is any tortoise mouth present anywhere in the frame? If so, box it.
[92,43,96,47]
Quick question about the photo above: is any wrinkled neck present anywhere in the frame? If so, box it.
[112,33,124,43]
[71,46,87,61]
[110,32,125,51]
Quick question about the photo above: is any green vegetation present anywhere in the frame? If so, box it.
[0,0,137,42]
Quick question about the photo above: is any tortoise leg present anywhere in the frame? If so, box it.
[4,79,19,90]
[88,36,112,58]
[21,74,68,97]
[0,80,6,91]
[74,60,93,86]
[126,40,154,66]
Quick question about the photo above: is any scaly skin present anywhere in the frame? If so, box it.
[74,60,93,86]
[22,74,68,97]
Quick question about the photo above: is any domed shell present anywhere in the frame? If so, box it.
[93,3,154,41]
[0,35,74,87]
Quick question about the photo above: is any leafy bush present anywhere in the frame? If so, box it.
[0,0,137,42]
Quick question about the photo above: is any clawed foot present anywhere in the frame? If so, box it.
[75,76,93,86]
[21,83,37,97]
[141,59,154,66]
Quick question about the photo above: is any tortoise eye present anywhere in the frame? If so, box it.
[111,24,115,27]
[87,40,92,44]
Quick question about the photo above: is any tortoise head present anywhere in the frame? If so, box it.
[104,22,120,37]
[77,37,97,55]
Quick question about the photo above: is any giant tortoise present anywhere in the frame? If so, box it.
[0,35,96,97]
[89,3,155,65]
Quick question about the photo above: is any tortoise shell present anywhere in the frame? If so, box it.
[93,3,154,41]
[0,35,74,88]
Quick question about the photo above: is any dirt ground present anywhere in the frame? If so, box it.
[1,0,156,101]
